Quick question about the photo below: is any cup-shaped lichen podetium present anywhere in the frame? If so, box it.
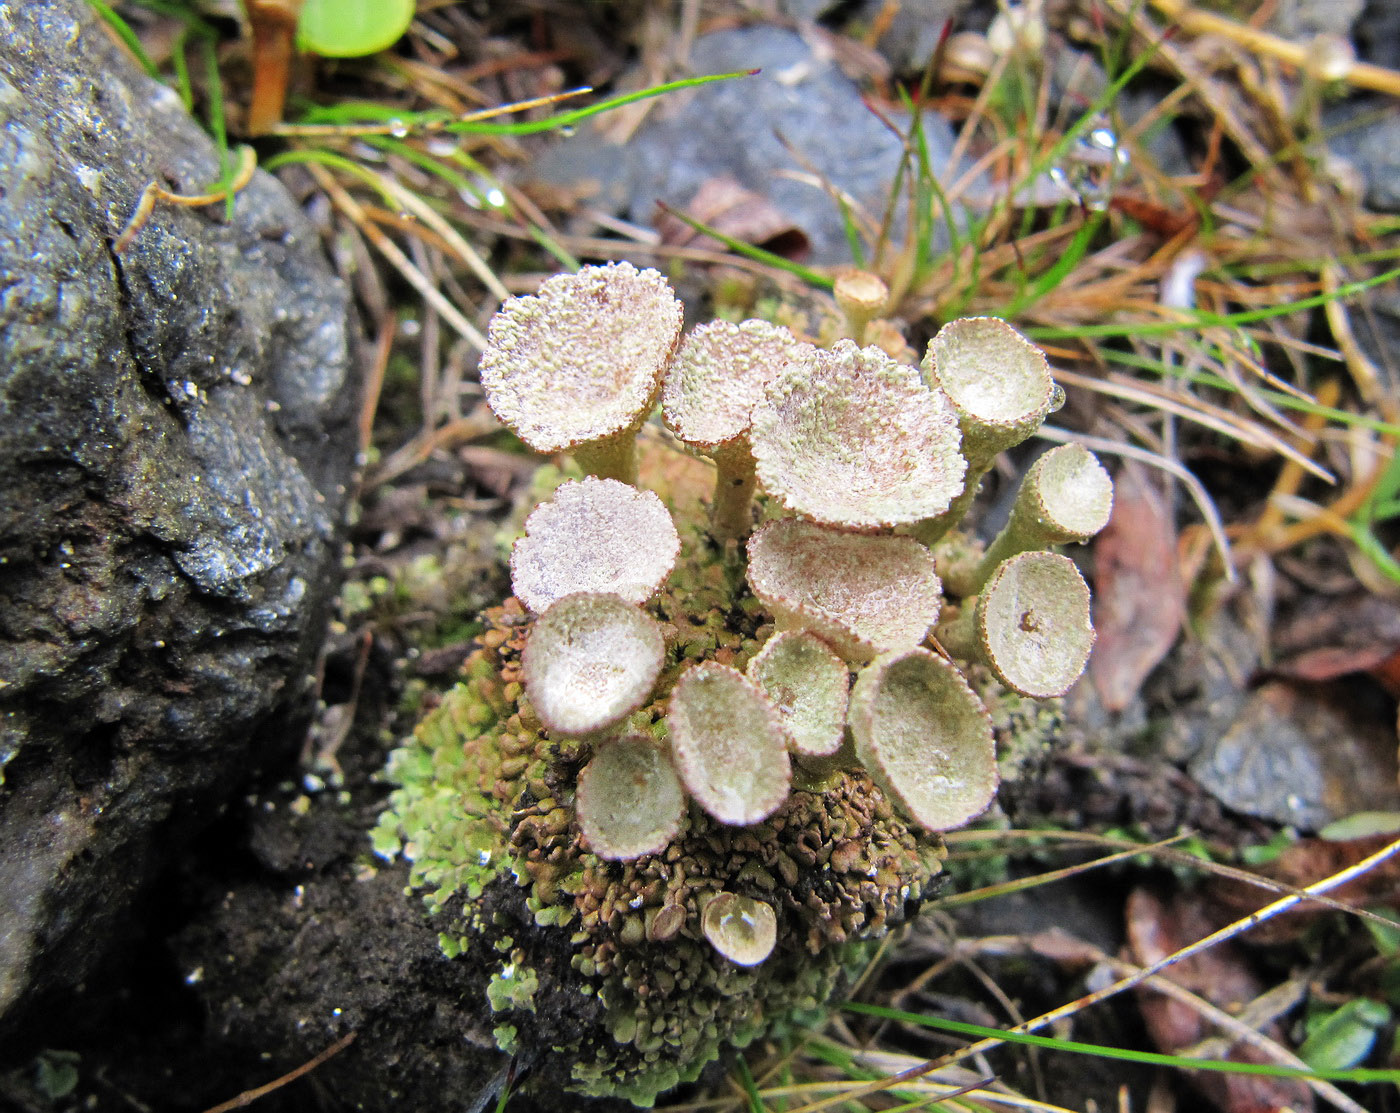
[661,319,813,540]
[520,592,664,737]
[575,732,686,860]
[950,442,1113,596]
[746,629,850,758]
[936,550,1095,699]
[510,476,680,614]
[746,517,943,664]
[701,892,778,967]
[832,270,889,344]
[666,662,792,825]
[750,340,967,531]
[848,647,998,831]
[479,262,683,484]
[914,316,1059,543]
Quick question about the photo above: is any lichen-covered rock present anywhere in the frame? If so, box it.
[375,558,946,1106]
[0,0,357,1036]
[361,266,1112,1107]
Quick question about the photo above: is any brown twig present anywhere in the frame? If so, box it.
[114,146,258,254]
[1149,0,1400,98]
[901,836,1400,1082]
[200,1031,356,1113]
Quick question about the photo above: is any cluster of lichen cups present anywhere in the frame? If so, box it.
[377,262,1113,1104]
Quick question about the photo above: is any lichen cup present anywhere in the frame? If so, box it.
[373,264,1111,1107]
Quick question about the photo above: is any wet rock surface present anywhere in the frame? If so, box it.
[0,0,358,1038]
[530,25,958,265]
[1324,99,1400,214]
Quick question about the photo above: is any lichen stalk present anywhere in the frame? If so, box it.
[930,602,978,661]
[951,444,1112,595]
[572,428,641,485]
[909,459,994,546]
[709,439,759,541]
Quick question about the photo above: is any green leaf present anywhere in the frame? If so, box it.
[1363,906,1400,959]
[1298,999,1391,1072]
[297,0,414,58]
[1239,829,1295,867]
[34,1050,80,1100]
[1319,811,1400,841]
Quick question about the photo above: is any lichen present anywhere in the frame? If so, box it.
[374,267,1112,1107]
[487,962,540,1013]
[376,537,945,1105]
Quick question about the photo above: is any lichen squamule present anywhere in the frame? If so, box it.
[372,262,1114,1106]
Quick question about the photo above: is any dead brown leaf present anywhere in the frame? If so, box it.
[1125,886,1314,1113]
[654,174,810,260]
[1090,460,1187,711]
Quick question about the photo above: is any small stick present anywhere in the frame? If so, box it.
[1149,0,1400,98]
[905,835,1400,1078]
[200,1031,356,1113]
[113,145,257,254]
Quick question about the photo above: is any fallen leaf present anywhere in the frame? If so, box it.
[1125,886,1314,1113]
[1090,461,1186,711]
[654,174,810,259]
[1271,593,1400,694]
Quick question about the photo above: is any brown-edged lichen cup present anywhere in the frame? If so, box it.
[480,261,683,483]
[374,263,1114,1108]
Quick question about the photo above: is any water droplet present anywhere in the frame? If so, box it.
[388,119,409,138]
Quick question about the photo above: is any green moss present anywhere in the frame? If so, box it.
[487,963,540,1013]
[492,1024,520,1054]
[373,466,1072,1108]
[374,622,544,916]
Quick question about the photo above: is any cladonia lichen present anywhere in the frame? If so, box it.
[374,263,1114,1106]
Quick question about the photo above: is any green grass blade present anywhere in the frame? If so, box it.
[444,71,756,136]
[999,208,1108,317]
[1092,347,1400,436]
[836,191,867,268]
[845,1002,1400,1084]
[654,203,834,289]
[260,148,404,209]
[170,26,194,113]
[1025,262,1400,341]
[362,136,479,198]
[196,35,236,218]
[84,0,161,79]
[526,223,581,273]
[735,1054,765,1113]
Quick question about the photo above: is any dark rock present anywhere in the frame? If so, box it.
[1187,680,1399,831]
[0,0,359,1037]
[175,788,631,1113]
[1324,99,1400,213]
[1355,0,1400,69]
[530,26,960,265]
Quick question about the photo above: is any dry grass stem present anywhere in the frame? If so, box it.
[114,145,258,254]
[305,161,488,351]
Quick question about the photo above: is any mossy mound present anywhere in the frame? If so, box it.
[373,531,947,1106]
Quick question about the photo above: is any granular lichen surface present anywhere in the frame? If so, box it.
[372,263,1112,1107]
